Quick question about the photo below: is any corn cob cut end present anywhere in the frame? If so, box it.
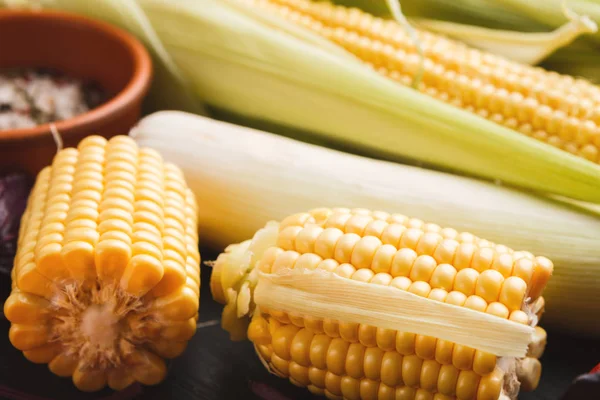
[5,135,201,392]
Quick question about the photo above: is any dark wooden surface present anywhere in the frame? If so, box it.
[0,248,598,400]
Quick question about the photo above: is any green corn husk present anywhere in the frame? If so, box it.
[9,0,600,204]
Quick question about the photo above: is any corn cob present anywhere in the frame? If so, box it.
[3,135,201,392]
[241,0,600,164]
[210,208,552,400]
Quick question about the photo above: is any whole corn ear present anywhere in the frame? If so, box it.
[210,208,552,400]
[244,0,600,166]
[3,135,201,392]
[132,111,600,335]
[20,0,600,202]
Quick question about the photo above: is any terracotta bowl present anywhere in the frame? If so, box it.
[0,9,152,175]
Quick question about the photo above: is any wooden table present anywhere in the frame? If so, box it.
[1,250,598,400]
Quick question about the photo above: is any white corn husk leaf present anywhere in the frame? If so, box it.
[132,111,600,335]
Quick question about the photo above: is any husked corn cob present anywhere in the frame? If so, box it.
[211,208,552,400]
[240,0,600,164]
[3,135,201,392]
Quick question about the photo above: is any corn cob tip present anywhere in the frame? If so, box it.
[211,222,280,341]
[208,258,225,304]
[209,241,253,305]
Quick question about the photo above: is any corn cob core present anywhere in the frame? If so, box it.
[239,0,600,164]
[210,208,552,400]
[3,135,201,392]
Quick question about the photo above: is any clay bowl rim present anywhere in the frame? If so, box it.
[0,9,152,144]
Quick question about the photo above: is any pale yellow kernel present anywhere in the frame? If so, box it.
[350,236,382,269]
[314,228,344,259]
[280,213,314,231]
[380,224,405,247]
[499,276,527,311]
[439,228,458,240]
[445,291,467,306]
[308,208,333,225]
[429,264,457,291]
[512,257,534,285]
[258,247,284,273]
[509,310,529,325]
[471,247,495,272]
[317,259,339,272]
[371,244,396,274]
[390,248,418,277]
[295,225,324,254]
[453,268,479,296]
[272,251,300,273]
[364,219,388,238]
[334,233,361,264]
[400,228,423,250]
[409,255,437,283]
[490,253,514,277]
[334,263,356,278]
[351,268,375,282]
[390,276,412,291]
[486,302,510,319]
[464,295,488,312]
[428,288,448,302]
[324,212,352,230]
[370,272,393,286]
[408,281,431,297]
[388,214,408,225]
[415,232,442,256]
[345,214,373,235]
[475,269,504,303]
[295,253,323,271]
[453,243,476,270]
[432,239,459,265]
